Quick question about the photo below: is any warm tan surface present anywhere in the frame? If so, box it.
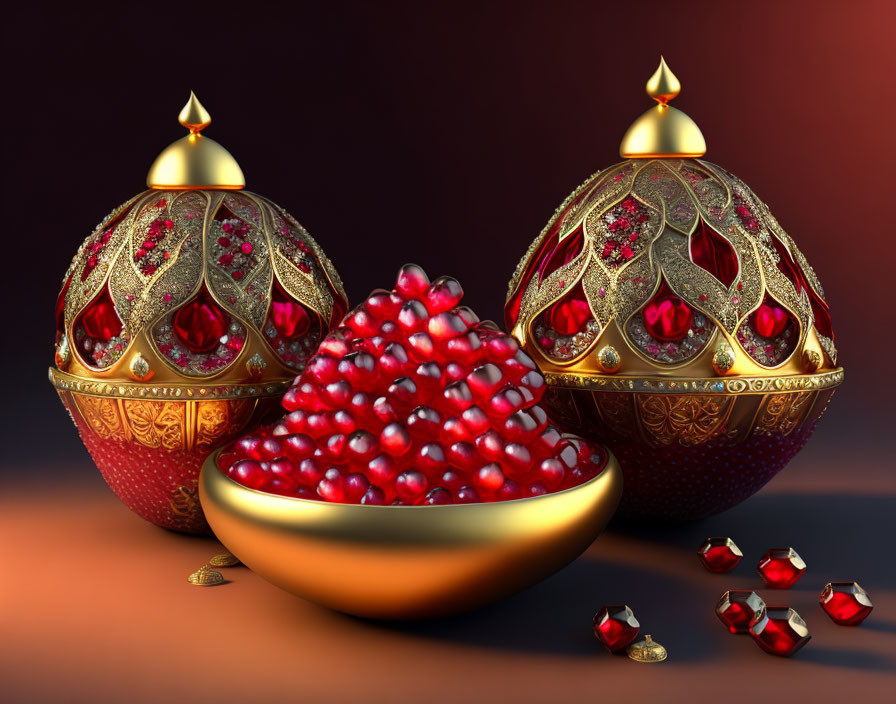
[2,447,894,704]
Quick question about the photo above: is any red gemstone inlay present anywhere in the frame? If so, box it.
[758,547,806,588]
[751,301,790,339]
[749,606,811,657]
[698,537,743,573]
[716,590,766,634]
[690,219,739,288]
[642,281,693,342]
[593,604,640,653]
[537,227,584,284]
[79,287,123,342]
[173,287,230,354]
[270,280,311,339]
[820,582,873,626]
[546,282,592,336]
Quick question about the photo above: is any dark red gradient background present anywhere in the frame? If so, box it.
[3,1,894,467]
[2,4,896,703]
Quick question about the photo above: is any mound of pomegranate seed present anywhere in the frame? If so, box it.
[217,265,609,505]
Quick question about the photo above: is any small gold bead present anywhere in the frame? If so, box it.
[712,344,736,376]
[597,345,622,373]
[187,565,225,586]
[802,349,822,373]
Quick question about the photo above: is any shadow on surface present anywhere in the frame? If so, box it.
[611,492,896,590]
[354,556,716,662]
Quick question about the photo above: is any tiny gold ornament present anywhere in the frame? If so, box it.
[627,634,667,663]
[128,353,153,381]
[802,349,822,373]
[55,334,71,369]
[187,565,225,586]
[597,345,622,373]
[245,352,267,379]
[712,343,736,375]
[209,552,241,567]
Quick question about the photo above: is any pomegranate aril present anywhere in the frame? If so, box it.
[425,487,453,505]
[345,473,371,502]
[317,469,345,502]
[455,486,480,503]
[395,263,430,298]
[231,460,268,490]
[467,363,503,397]
[221,265,613,505]
[396,470,428,502]
[380,423,412,456]
[424,276,464,314]
[475,463,505,492]
[361,486,386,505]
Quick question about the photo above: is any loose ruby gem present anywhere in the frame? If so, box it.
[642,283,693,342]
[716,590,766,634]
[593,605,640,653]
[79,289,124,342]
[751,302,789,339]
[758,548,806,588]
[698,537,743,573]
[749,606,811,657]
[172,288,229,353]
[819,582,873,625]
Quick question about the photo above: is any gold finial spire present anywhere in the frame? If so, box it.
[646,56,680,105]
[619,58,706,159]
[178,91,212,133]
[147,92,245,190]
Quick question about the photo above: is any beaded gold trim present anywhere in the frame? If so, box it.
[544,367,843,394]
[48,367,290,400]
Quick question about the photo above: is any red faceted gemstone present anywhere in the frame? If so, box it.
[716,590,766,634]
[547,287,592,336]
[758,548,806,588]
[271,280,312,339]
[698,537,743,573]
[749,606,811,657]
[593,604,640,652]
[79,287,123,341]
[642,282,692,342]
[820,582,873,626]
[173,288,229,353]
[751,302,790,339]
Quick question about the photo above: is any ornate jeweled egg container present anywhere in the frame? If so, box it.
[505,61,842,520]
[50,94,347,533]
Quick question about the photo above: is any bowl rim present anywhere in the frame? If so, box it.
[202,446,616,511]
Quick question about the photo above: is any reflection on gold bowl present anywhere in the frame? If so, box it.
[199,449,622,619]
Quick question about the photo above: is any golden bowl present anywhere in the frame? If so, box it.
[199,449,622,619]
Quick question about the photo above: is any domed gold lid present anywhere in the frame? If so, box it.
[146,92,245,190]
[620,58,706,158]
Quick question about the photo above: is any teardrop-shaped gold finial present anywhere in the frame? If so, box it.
[620,58,706,159]
[646,57,681,105]
[146,92,245,190]
[178,91,212,133]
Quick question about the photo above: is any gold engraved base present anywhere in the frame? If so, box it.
[542,370,841,520]
[52,368,284,534]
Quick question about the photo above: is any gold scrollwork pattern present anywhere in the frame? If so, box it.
[124,400,186,450]
[754,391,814,437]
[636,394,734,447]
